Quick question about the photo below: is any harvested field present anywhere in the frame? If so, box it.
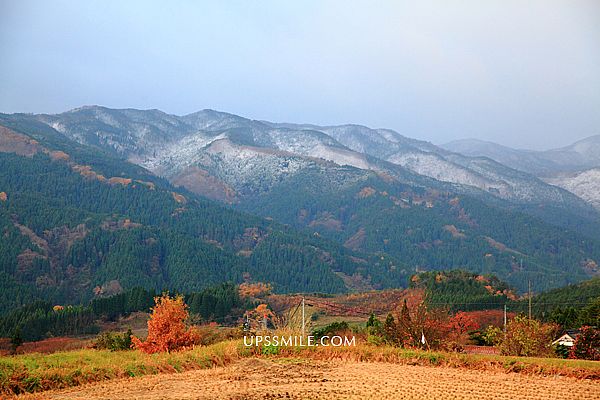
[18,358,600,400]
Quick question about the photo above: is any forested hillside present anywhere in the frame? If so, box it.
[0,123,406,313]
[0,283,246,341]
[410,270,514,311]
[2,111,600,308]
[409,270,599,328]
[519,277,600,328]
[239,169,600,292]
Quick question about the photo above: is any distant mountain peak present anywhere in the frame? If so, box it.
[5,105,598,214]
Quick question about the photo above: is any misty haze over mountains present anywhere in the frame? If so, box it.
[442,136,600,209]
[443,136,600,175]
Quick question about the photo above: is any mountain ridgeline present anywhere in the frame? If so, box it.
[1,107,600,312]
[0,121,395,313]
[442,137,600,211]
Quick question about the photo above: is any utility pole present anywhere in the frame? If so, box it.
[528,280,532,320]
[503,304,507,332]
[301,297,305,337]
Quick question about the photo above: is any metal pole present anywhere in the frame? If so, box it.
[528,280,532,319]
[302,297,305,337]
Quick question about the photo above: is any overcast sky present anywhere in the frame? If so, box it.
[1,1,599,149]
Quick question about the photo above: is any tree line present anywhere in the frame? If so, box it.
[0,283,248,342]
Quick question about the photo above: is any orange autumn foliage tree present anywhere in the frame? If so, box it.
[243,303,276,331]
[239,282,272,299]
[132,294,200,354]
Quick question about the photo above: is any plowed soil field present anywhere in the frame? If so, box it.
[19,358,600,400]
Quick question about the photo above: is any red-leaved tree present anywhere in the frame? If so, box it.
[383,301,481,350]
[448,311,480,344]
[569,326,600,361]
[132,294,200,354]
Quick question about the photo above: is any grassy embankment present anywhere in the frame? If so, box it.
[1,340,599,396]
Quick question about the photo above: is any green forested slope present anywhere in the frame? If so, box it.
[2,113,600,317]
[239,170,600,292]
[0,138,402,313]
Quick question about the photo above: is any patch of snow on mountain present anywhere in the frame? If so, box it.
[545,168,600,209]
[202,139,313,195]
[140,132,226,175]
[265,128,337,155]
[309,144,373,170]
[387,152,511,197]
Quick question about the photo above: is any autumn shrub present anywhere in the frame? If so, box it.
[243,303,276,331]
[312,321,351,339]
[195,323,244,346]
[376,300,481,350]
[447,311,480,347]
[569,326,600,361]
[93,329,133,351]
[491,315,559,357]
[132,294,200,354]
[239,282,272,299]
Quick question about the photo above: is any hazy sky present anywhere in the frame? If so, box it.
[1,1,599,149]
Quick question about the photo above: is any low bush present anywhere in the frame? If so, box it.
[312,321,350,339]
[195,323,244,346]
[488,316,559,357]
[570,326,600,361]
[93,329,133,351]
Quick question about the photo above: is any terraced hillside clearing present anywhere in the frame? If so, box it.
[18,358,600,400]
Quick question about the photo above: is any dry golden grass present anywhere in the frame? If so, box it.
[0,341,241,396]
[17,358,600,400]
[3,339,599,398]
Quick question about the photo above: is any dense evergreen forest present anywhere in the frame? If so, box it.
[1,150,386,312]
[240,170,600,292]
[0,119,413,313]
[1,116,600,319]
[0,283,246,342]
[412,270,599,328]
[512,277,600,328]
[411,270,513,311]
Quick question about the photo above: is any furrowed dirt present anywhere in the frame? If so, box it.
[18,358,600,400]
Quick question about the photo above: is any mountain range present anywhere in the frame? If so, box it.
[442,137,600,209]
[1,106,599,311]
[31,107,596,210]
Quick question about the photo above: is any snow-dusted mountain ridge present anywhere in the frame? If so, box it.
[29,106,598,217]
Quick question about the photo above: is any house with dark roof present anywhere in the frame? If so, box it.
[552,329,581,347]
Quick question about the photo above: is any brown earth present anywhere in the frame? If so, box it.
[343,227,366,250]
[0,126,40,156]
[444,224,466,239]
[308,212,343,231]
[18,358,600,400]
[172,166,236,203]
